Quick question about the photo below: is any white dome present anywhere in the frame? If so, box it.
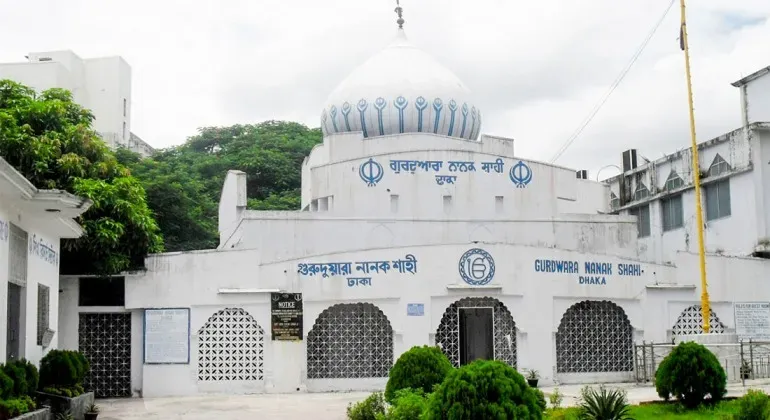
[321,29,482,141]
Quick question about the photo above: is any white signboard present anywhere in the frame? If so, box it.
[144,308,190,364]
[734,302,770,341]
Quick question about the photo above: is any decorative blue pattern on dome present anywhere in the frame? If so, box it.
[448,99,458,137]
[374,97,387,136]
[357,99,369,138]
[432,98,443,134]
[460,103,469,139]
[341,102,352,131]
[330,106,339,133]
[415,96,427,132]
[469,106,477,141]
[394,96,408,134]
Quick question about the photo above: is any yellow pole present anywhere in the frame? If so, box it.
[679,0,710,333]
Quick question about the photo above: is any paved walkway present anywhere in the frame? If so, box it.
[97,380,770,420]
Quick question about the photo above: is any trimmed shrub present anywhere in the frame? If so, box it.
[655,341,727,408]
[384,388,430,420]
[39,350,89,393]
[346,392,386,420]
[1,362,28,396]
[425,359,543,419]
[385,345,453,403]
[0,369,13,400]
[14,359,39,394]
[533,388,547,413]
[0,395,36,419]
[578,385,632,420]
[735,389,770,420]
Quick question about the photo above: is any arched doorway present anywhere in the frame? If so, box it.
[197,308,265,382]
[556,300,633,373]
[435,297,517,368]
[306,302,394,379]
[672,305,726,336]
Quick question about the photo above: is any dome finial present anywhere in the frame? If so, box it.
[394,0,405,29]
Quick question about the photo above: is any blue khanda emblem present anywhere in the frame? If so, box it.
[359,158,384,187]
[509,160,533,188]
[459,248,496,286]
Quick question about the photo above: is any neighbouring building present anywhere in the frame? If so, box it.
[0,157,91,367]
[57,18,770,399]
[0,50,155,157]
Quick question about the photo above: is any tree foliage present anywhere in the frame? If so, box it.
[655,341,727,408]
[119,120,322,252]
[0,80,163,274]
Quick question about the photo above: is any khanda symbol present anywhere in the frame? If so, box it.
[359,158,384,187]
[509,160,533,188]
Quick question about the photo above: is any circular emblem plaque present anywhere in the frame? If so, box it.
[458,248,496,286]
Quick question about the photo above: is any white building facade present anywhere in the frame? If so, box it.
[0,157,90,367]
[0,50,155,157]
[56,27,770,399]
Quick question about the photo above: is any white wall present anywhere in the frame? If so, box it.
[0,202,63,366]
[744,71,770,126]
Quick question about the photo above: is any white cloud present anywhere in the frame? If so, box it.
[1,0,768,175]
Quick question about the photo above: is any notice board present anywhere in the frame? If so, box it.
[735,302,770,341]
[271,293,303,341]
[144,308,190,364]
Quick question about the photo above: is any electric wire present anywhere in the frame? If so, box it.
[549,0,677,163]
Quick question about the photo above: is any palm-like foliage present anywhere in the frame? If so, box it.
[579,385,633,420]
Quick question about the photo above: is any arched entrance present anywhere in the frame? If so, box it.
[435,297,517,368]
[556,300,633,373]
[306,302,394,379]
[197,307,265,382]
[672,305,726,336]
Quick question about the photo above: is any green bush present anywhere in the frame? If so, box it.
[347,392,386,420]
[1,363,28,396]
[735,389,770,420]
[384,388,430,420]
[385,345,453,403]
[655,341,727,408]
[549,388,564,409]
[39,350,89,392]
[425,359,543,419]
[578,385,632,420]
[533,389,547,413]
[13,359,39,394]
[0,369,13,400]
[0,395,36,419]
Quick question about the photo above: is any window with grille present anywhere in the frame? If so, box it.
[8,224,28,287]
[37,284,50,345]
[708,154,731,177]
[634,175,650,201]
[610,192,620,210]
[705,179,731,221]
[664,171,684,191]
[661,195,684,231]
[628,205,651,237]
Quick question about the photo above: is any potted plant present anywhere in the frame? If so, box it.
[526,369,539,387]
[740,360,752,380]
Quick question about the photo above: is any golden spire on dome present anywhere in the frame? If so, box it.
[394,0,405,29]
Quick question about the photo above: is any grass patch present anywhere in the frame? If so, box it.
[546,400,741,419]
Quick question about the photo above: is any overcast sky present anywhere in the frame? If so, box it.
[1,0,768,177]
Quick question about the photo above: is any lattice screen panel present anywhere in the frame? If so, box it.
[79,313,132,398]
[672,305,726,335]
[435,297,517,368]
[197,308,264,381]
[307,303,393,379]
[555,300,633,373]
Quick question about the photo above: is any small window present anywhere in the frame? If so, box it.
[705,179,731,221]
[661,195,684,231]
[495,196,504,214]
[37,284,50,345]
[629,205,651,238]
[78,277,125,307]
[122,122,127,140]
[664,171,684,191]
[708,154,731,177]
[610,192,620,210]
[390,195,399,213]
[443,195,453,213]
[123,98,127,117]
[634,180,650,201]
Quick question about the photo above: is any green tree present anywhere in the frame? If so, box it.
[0,80,163,274]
